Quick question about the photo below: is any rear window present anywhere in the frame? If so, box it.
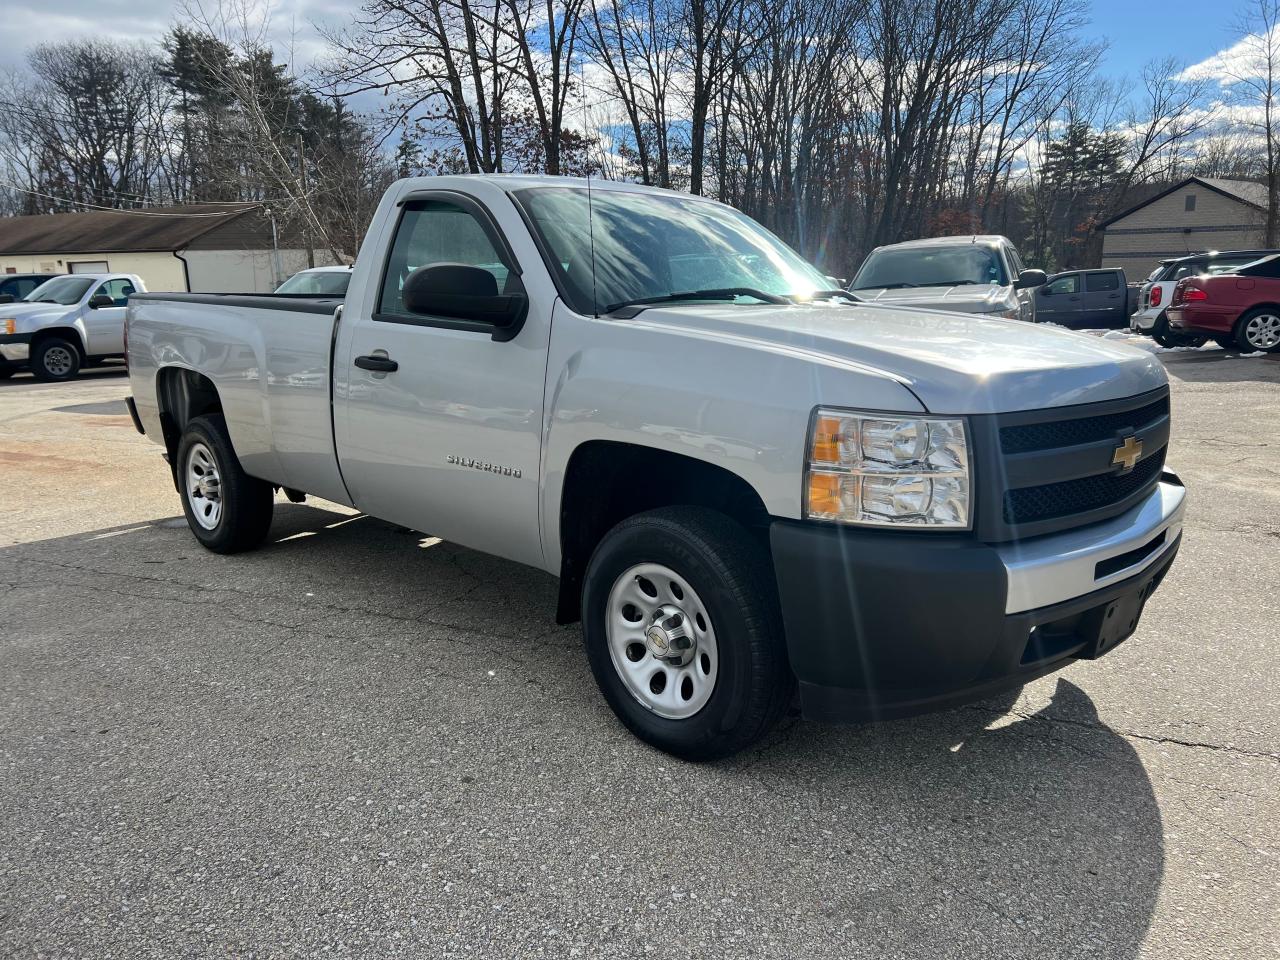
[1238,255,1280,278]
[1085,272,1119,292]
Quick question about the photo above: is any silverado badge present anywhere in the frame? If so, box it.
[1112,435,1143,472]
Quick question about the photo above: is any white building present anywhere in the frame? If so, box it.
[0,203,330,293]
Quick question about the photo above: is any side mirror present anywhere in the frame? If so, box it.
[401,263,527,342]
[1015,269,1048,290]
[88,294,115,309]
[0,294,13,304]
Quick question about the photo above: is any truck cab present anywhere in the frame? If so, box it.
[1034,268,1130,329]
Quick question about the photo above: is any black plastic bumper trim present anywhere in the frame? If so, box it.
[124,396,145,435]
[770,518,1181,724]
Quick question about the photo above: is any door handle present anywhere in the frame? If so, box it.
[354,354,398,372]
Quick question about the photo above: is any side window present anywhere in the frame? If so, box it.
[1006,244,1026,276]
[14,279,38,298]
[1207,257,1252,275]
[1172,261,1205,280]
[1085,272,1119,292]
[1045,274,1079,295]
[96,278,135,306]
[378,199,513,319]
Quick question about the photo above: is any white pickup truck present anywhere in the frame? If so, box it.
[0,273,144,380]
[124,176,1186,759]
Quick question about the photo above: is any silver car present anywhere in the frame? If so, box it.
[849,235,1046,321]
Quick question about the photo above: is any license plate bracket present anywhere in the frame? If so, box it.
[1078,577,1156,660]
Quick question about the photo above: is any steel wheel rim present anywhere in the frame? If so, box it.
[43,346,73,376]
[1245,313,1280,349]
[605,562,719,720]
[185,442,223,530]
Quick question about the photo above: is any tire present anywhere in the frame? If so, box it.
[30,337,81,382]
[0,361,15,380]
[175,414,274,553]
[1235,307,1280,352]
[582,506,794,761]
[1151,312,1207,348]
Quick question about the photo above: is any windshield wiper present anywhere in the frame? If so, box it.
[604,287,790,313]
[852,282,917,290]
[799,289,861,303]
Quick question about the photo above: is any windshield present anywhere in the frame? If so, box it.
[276,270,351,296]
[23,276,94,305]
[512,187,830,314]
[852,245,1008,289]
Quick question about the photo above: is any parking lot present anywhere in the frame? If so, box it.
[1,348,1277,959]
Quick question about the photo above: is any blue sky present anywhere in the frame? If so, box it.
[1086,0,1234,79]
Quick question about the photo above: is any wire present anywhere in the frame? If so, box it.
[0,180,262,217]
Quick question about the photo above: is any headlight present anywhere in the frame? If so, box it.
[1,319,15,335]
[805,408,971,528]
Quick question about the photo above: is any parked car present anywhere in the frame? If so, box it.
[0,272,61,305]
[848,235,1046,321]
[1132,249,1278,347]
[275,264,353,296]
[1167,253,1280,352]
[0,273,144,380]
[124,176,1184,759]
[1033,268,1131,329]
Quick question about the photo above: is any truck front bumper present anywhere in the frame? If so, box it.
[770,473,1185,723]
[0,332,31,363]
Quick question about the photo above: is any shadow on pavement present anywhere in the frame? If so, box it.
[0,364,127,388]
[0,503,1163,958]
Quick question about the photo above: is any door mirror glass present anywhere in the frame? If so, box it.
[1015,268,1048,290]
[402,263,528,340]
[88,294,115,309]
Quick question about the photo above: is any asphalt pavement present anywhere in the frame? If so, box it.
[0,351,1277,959]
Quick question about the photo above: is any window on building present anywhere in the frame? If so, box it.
[1185,194,1197,212]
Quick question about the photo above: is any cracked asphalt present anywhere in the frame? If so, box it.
[1,351,1278,959]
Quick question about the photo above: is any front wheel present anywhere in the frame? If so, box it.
[582,506,794,760]
[30,337,81,382]
[176,414,274,553]
[1236,308,1280,352]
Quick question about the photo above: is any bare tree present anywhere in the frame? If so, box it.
[1219,0,1280,245]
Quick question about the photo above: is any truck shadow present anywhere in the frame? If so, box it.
[1161,348,1280,384]
[0,503,1162,958]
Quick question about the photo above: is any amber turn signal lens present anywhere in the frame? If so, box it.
[810,415,844,464]
[807,471,846,517]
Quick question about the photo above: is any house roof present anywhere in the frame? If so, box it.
[1099,176,1267,229]
[0,203,261,256]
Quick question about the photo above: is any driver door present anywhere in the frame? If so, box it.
[333,192,551,569]
[1036,273,1083,326]
[82,278,133,354]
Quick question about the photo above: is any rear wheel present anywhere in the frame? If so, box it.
[582,506,793,760]
[176,414,274,553]
[1151,312,1207,348]
[31,337,81,382]
[1236,308,1280,352]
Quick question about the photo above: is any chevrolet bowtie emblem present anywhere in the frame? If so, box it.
[1112,435,1143,472]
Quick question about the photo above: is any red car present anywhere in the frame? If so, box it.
[1168,254,1280,352]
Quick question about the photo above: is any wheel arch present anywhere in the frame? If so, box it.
[30,326,86,357]
[155,366,224,482]
[554,440,772,624]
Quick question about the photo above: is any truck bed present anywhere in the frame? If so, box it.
[127,291,350,505]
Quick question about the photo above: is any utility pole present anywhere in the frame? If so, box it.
[297,134,315,268]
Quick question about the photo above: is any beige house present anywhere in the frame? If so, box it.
[0,204,328,293]
[1099,177,1270,280]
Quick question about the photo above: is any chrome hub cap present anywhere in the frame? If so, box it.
[606,563,718,719]
[43,346,73,376]
[1245,313,1280,349]
[185,441,223,530]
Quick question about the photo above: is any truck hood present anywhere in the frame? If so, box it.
[629,302,1167,414]
[0,301,76,331]
[849,284,1010,314]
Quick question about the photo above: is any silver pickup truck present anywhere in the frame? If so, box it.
[125,175,1186,759]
